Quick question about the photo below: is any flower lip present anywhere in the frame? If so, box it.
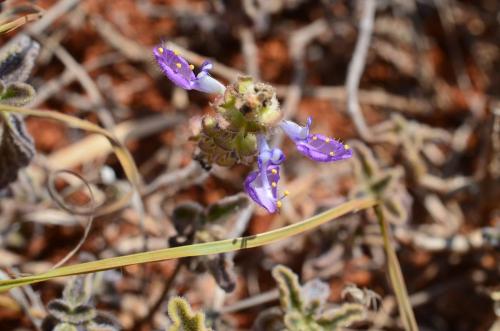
[296,133,353,162]
[281,117,353,162]
[244,164,281,213]
[153,47,195,90]
[153,46,225,94]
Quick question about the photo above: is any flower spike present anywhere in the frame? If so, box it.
[280,117,353,162]
[153,46,225,94]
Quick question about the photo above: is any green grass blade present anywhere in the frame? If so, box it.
[0,197,376,292]
[374,205,419,331]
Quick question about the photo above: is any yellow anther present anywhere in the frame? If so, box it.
[271,169,278,174]
[284,190,290,196]
[158,47,164,54]
[325,138,330,143]
[329,151,335,156]
[189,64,194,70]
[344,144,350,150]
[276,201,282,208]
[176,63,182,68]
[173,50,180,55]
[312,135,318,141]
[272,182,277,188]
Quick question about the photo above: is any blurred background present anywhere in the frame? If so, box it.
[0,0,499,330]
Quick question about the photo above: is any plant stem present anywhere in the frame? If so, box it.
[374,205,419,331]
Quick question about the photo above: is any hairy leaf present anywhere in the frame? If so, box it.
[272,265,304,313]
[42,275,121,331]
[0,81,36,106]
[0,35,39,84]
[270,265,367,331]
[63,275,94,307]
[206,254,236,292]
[52,323,78,331]
[316,303,366,330]
[167,297,212,331]
[206,193,249,223]
[47,300,97,324]
[169,202,205,247]
[350,142,409,224]
[0,113,34,188]
[252,307,285,331]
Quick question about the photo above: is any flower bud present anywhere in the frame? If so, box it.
[214,76,281,132]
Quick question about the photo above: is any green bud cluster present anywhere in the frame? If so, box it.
[195,76,281,167]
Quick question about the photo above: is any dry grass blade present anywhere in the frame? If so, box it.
[0,197,377,292]
[0,104,141,216]
[0,13,43,34]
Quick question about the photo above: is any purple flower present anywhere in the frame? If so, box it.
[244,164,281,213]
[153,46,225,94]
[280,117,353,162]
[244,135,286,213]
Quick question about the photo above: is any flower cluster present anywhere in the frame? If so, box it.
[154,45,353,213]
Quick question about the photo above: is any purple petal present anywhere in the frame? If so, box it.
[153,46,225,94]
[296,134,353,162]
[153,47,195,90]
[281,117,352,162]
[257,135,285,169]
[280,117,311,141]
[193,71,226,94]
[199,60,213,72]
[244,165,281,213]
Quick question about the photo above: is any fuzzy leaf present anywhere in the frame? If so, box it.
[47,300,97,324]
[350,142,409,224]
[300,279,330,314]
[284,311,321,331]
[43,275,121,331]
[169,202,205,247]
[272,265,304,313]
[270,266,367,331]
[316,303,365,330]
[206,254,236,292]
[352,142,378,180]
[369,173,394,196]
[252,307,285,331]
[206,193,249,223]
[172,202,205,230]
[0,35,40,84]
[0,81,36,106]
[53,323,78,331]
[62,275,94,307]
[0,113,35,188]
[167,297,212,331]
[87,312,122,331]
